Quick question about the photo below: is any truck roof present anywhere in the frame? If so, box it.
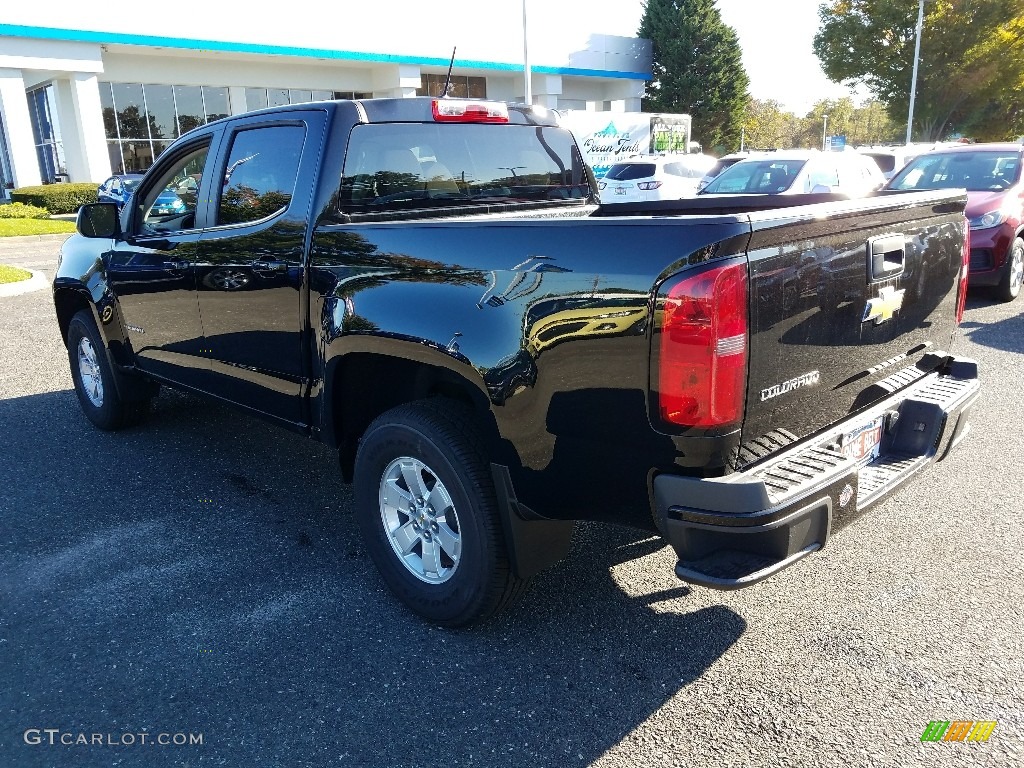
[202,96,561,129]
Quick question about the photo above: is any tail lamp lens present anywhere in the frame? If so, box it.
[956,219,970,324]
[659,261,748,429]
[637,181,663,190]
[432,99,509,123]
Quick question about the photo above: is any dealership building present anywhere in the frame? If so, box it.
[0,3,651,197]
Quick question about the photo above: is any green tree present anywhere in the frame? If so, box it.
[814,0,1024,141]
[742,99,801,149]
[639,0,750,151]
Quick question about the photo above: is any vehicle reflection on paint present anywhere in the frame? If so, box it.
[524,295,647,355]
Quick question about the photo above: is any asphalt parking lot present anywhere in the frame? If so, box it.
[1,236,1022,768]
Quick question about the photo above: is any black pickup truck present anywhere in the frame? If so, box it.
[54,97,979,626]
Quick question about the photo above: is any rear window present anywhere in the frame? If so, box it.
[338,123,592,216]
[604,163,656,181]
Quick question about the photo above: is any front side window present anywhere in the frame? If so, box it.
[139,144,210,234]
[217,125,306,226]
[339,123,591,215]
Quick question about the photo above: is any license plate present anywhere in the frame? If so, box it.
[615,186,627,195]
[842,416,884,464]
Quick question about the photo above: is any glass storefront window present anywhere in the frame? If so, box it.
[99,83,118,139]
[99,82,231,174]
[245,88,269,112]
[144,84,176,141]
[203,87,230,122]
[112,83,149,140]
[241,88,371,114]
[174,86,206,136]
[417,74,486,98]
[26,84,67,182]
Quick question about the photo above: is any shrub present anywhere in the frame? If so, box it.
[0,202,51,219]
[10,183,98,214]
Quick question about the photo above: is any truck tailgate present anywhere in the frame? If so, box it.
[739,191,967,462]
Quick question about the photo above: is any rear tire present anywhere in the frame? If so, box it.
[353,399,530,626]
[996,237,1023,302]
[67,309,150,430]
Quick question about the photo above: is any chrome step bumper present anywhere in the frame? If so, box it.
[654,357,980,590]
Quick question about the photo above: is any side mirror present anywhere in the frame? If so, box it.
[77,202,120,238]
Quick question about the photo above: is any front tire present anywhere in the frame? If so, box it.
[353,399,529,626]
[997,237,1023,302]
[67,309,150,430]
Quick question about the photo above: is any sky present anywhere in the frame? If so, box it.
[7,0,861,116]
[584,0,864,115]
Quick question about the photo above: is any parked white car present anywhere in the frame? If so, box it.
[698,150,886,198]
[598,154,718,202]
[696,151,758,192]
[857,144,934,181]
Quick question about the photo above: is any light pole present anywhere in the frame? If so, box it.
[822,114,829,151]
[906,0,925,143]
[522,0,532,104]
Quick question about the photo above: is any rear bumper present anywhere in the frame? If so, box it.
[655,357,980,590]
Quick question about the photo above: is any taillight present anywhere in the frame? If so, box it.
[658,260,748,429]
[637,181,663,190]
[955,218,970,324]
[432,99,509,123]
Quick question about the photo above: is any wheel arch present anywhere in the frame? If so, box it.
[326,348,495,482]
[53,286,97,346]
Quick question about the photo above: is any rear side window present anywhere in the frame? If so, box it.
[218,124,306,226]
[863,153,896,174]
[605,163,656,180]
[808,160,840,190]
[339,123,592,216]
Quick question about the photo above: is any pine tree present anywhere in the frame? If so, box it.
[638,0,750,151]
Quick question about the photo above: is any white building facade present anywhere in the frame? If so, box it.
[0,2,651,196]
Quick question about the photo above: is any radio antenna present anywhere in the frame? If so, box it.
[441,47,457,97]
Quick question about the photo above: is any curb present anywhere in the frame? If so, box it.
[0,233,74,246]
[0,268,48,297]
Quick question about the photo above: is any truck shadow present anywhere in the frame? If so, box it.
[959,295,1024,355]
[0,388,746,768]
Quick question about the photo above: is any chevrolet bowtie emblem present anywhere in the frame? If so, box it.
[862,286,905,325]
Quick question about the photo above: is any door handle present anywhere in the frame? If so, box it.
[867,234,906,282]
[163,260,190,271]
[251,259,287,273]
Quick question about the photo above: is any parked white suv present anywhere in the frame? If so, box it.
[696,151,757,192]
[857,144,934,181]
[598,154,718,202]
[698,150,886,198]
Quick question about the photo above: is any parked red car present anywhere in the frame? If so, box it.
[885,143,1024,301]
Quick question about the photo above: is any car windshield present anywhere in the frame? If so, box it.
[888,150,1022,192]
[701,159,808,194]
[604,163,656,181]
[122,179,140,190]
